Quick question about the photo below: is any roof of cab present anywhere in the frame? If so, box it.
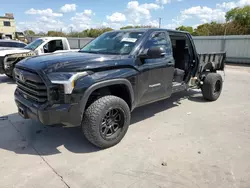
[37,37,67,40]
[111,28,190,34]
[0,39,26,44]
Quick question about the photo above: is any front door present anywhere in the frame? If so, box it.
[137,31,175,106]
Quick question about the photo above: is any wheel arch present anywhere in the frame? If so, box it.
[79,79,135,119]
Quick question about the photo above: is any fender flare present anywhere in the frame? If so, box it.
[79,78,135,117]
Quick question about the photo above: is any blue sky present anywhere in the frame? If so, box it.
[1,0,250,33]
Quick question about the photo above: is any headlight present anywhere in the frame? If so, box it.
[47,72,88,94]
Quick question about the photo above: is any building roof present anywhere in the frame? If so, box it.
[0,16,14,19]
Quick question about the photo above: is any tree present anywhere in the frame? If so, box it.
[176,26,193,34]
[47,31,66,37]
[24,30,35,36]
[83,27,113,38]
[224,21,247,35]
[120,25,154,30]
[120,26,134,30]
[226,6,250,27]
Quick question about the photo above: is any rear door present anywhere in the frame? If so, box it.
[137,31,175,105]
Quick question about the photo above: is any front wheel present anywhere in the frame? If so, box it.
[201,73,223,101]
[82,95,131,149]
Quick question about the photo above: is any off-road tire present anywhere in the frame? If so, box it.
[201,73,223,101]
[82,95,131,149]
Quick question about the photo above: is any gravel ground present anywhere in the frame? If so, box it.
[0,65,250,188]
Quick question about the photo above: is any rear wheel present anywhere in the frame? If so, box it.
[82,95,130,149]
[201,73,223,101]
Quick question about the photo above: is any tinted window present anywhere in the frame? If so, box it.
[144,32,172,55]
[0,41,25,48]
[3,21,10,26]
[18,43,26,47]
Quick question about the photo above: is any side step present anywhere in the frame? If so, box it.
[172,82,187,93]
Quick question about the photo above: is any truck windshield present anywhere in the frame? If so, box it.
[24,39,44,50]
[80,31,145,55]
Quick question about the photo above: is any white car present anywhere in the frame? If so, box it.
[0,39,26,50]
[0,37,77,78]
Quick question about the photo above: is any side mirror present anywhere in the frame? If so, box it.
[138,46,166,59]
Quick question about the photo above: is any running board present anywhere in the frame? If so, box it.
[172,82,187,93]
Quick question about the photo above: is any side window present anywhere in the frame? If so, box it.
[43,40,63,53]
[144,32,172,55]
[18,43,26,48]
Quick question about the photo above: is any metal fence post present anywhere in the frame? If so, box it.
[221,37,226,52]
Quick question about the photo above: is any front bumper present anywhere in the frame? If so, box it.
[14,89,82,126]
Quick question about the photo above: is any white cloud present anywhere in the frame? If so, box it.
[168,0,250,28]
[216,2,237,10]
[238,0,250,6]
[216,0,250,10]
[83,9,94,16]
[25,8,63,17]
[147,19,159,27]
[70,10,95,30]
[156,0,171,4]
[141,3,161,9]
[107,12,126,22]
[60,4,76,13]
[126,1,160,24]
[102,22,122,29]
[181,6,226,23]
[18,17,65,33]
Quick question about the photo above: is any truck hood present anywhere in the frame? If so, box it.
[0,48,31,56]
[16,52,128,73]
[0,47,24,51]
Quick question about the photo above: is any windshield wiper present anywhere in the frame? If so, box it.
[80,50,103,54]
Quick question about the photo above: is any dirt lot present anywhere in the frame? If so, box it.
[0,65,250,188]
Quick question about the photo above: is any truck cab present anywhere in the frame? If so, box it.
[0,37,72,78]
[25,37,71,55]
[14,29,225,149]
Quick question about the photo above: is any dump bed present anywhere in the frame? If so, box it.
[198,52,226,73]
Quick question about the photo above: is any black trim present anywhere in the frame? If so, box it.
[79,79,134,119]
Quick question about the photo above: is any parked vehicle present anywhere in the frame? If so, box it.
[0,37,77,78]
[0,39,26,49]
[14,29,225,148]
[14,32,28,43]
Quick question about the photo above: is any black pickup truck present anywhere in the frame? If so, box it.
[14,29,225,148]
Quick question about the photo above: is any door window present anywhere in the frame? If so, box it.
[144,32,172,55]
[43,40,64,53]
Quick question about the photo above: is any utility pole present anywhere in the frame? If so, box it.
[70,26,73,33]
[158,17,162,28]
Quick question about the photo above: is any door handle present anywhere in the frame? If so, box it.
[167,62,174,66]
[160,53,166,57]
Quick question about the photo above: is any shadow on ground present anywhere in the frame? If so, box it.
[0,75,15,84]
[0,89,207,156]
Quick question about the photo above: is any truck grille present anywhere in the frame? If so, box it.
[15,68,48,103]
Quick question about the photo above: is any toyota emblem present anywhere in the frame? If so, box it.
[19,72,25,82]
